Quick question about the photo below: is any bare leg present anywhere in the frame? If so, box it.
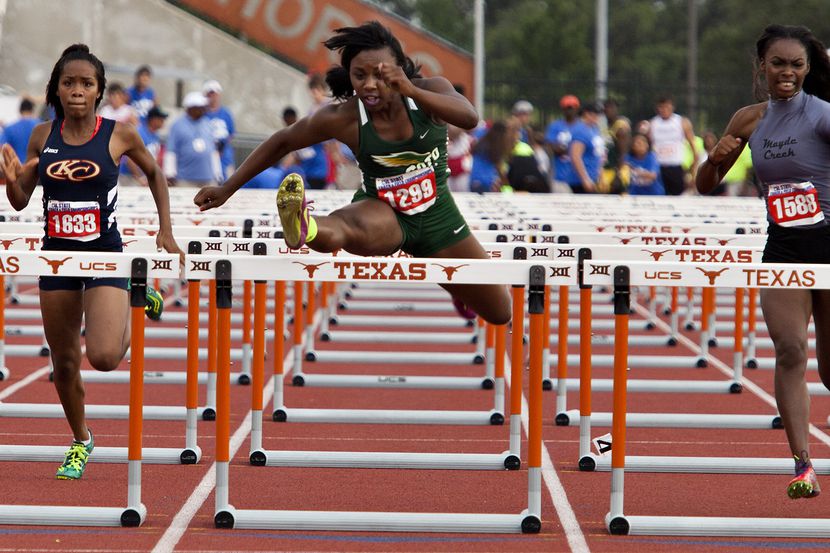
[83,285,130,371]
[432,235,511,325]
[761,288,812,459]
[309,198,404,256]
[811,290,830,392]
[41,289,88,442]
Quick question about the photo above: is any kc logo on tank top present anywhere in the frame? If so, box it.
[45,160,101,182]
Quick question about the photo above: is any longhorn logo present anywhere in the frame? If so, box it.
[595,226,607,232]
[188,218,205,226]
[39,256,72,275]
[121,239,138,248]
[431,263,469,281]
[293,261,329,278]
[643,249,672,261]
[716,238,736,246]
[616,236,634,245]
[696,267,729,285]
[0,238,20,250]
[681,227,694,233]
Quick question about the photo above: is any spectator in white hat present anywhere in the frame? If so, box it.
[163,91,221,187]
[202,79,236,180]
[511,99,534,143]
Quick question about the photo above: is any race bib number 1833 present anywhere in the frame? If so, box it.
[767,182,824,227]
[376,166,437,215]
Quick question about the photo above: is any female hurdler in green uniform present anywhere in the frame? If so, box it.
[194,21,510,324]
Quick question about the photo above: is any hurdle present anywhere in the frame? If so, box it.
[188,253,555,533]
[254,290,515,469]
[0,252,175,527]
[591,261,830,537]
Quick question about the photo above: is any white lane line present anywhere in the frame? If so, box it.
[0,366,50,400]
[632,301,830,448]
[152,309,306,553]
[150,372,277,553]
[504,350,590,553]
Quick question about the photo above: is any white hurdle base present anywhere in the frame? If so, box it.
[609,513,830,538]
[558,410,780,429]
[547,378,738,394]
[561,354,705,369]
[274,407,504,425]
[217,506,535,533]
[321,330,475,344]
[79,369,243,384]
[0,444,201,464]
[586,455,830,474]
[305,350,482,365]
[330,314,473,328]
[0,504,146,527]
[293,373,492,390]
[254,449,519,470]
[0,403,210,420]
[127,347,246,361]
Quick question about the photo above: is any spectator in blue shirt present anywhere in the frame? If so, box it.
[202,79,236,180]
[120,105,169,186]
[126,65,156,123]
[545,94,581,191]
[1,98,39,161]
[624,133,664,196]
[163,92,220,187]
[568,102,606,193]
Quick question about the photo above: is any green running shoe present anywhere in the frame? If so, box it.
[145,286,164,321]
[56,429,94,480]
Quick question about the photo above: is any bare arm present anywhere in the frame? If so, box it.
[2,122,50,210]
[193,104,351,211]
[116,123,181,257]
[380,64,478,130]
[695,103,763,195]
[570,141,595,192]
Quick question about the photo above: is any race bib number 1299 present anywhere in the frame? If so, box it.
[376,166,437,215]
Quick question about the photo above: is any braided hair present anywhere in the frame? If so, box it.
[45,44,106,119]
[754,24,830,102]
[323,21,421,100]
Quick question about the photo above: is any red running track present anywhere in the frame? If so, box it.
[0,284,828,553]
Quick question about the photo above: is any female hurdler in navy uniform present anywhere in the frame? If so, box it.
[194,21,511,325]
[1,44,181,479]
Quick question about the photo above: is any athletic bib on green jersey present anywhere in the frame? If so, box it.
[355,97,449,215]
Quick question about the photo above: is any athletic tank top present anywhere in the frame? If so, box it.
[749,92,830,228]
[649,113,685,165]
[355,97,449,215]
[38,117,121,249]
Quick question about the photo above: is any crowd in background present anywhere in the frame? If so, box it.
[0,65,759,197]
[456,91,759,198]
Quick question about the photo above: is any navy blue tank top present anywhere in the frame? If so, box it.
[38,117,121,250]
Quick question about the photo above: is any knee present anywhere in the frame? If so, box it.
[86,350,123,372]
[774,338,809,370]
[483,294,512,326]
